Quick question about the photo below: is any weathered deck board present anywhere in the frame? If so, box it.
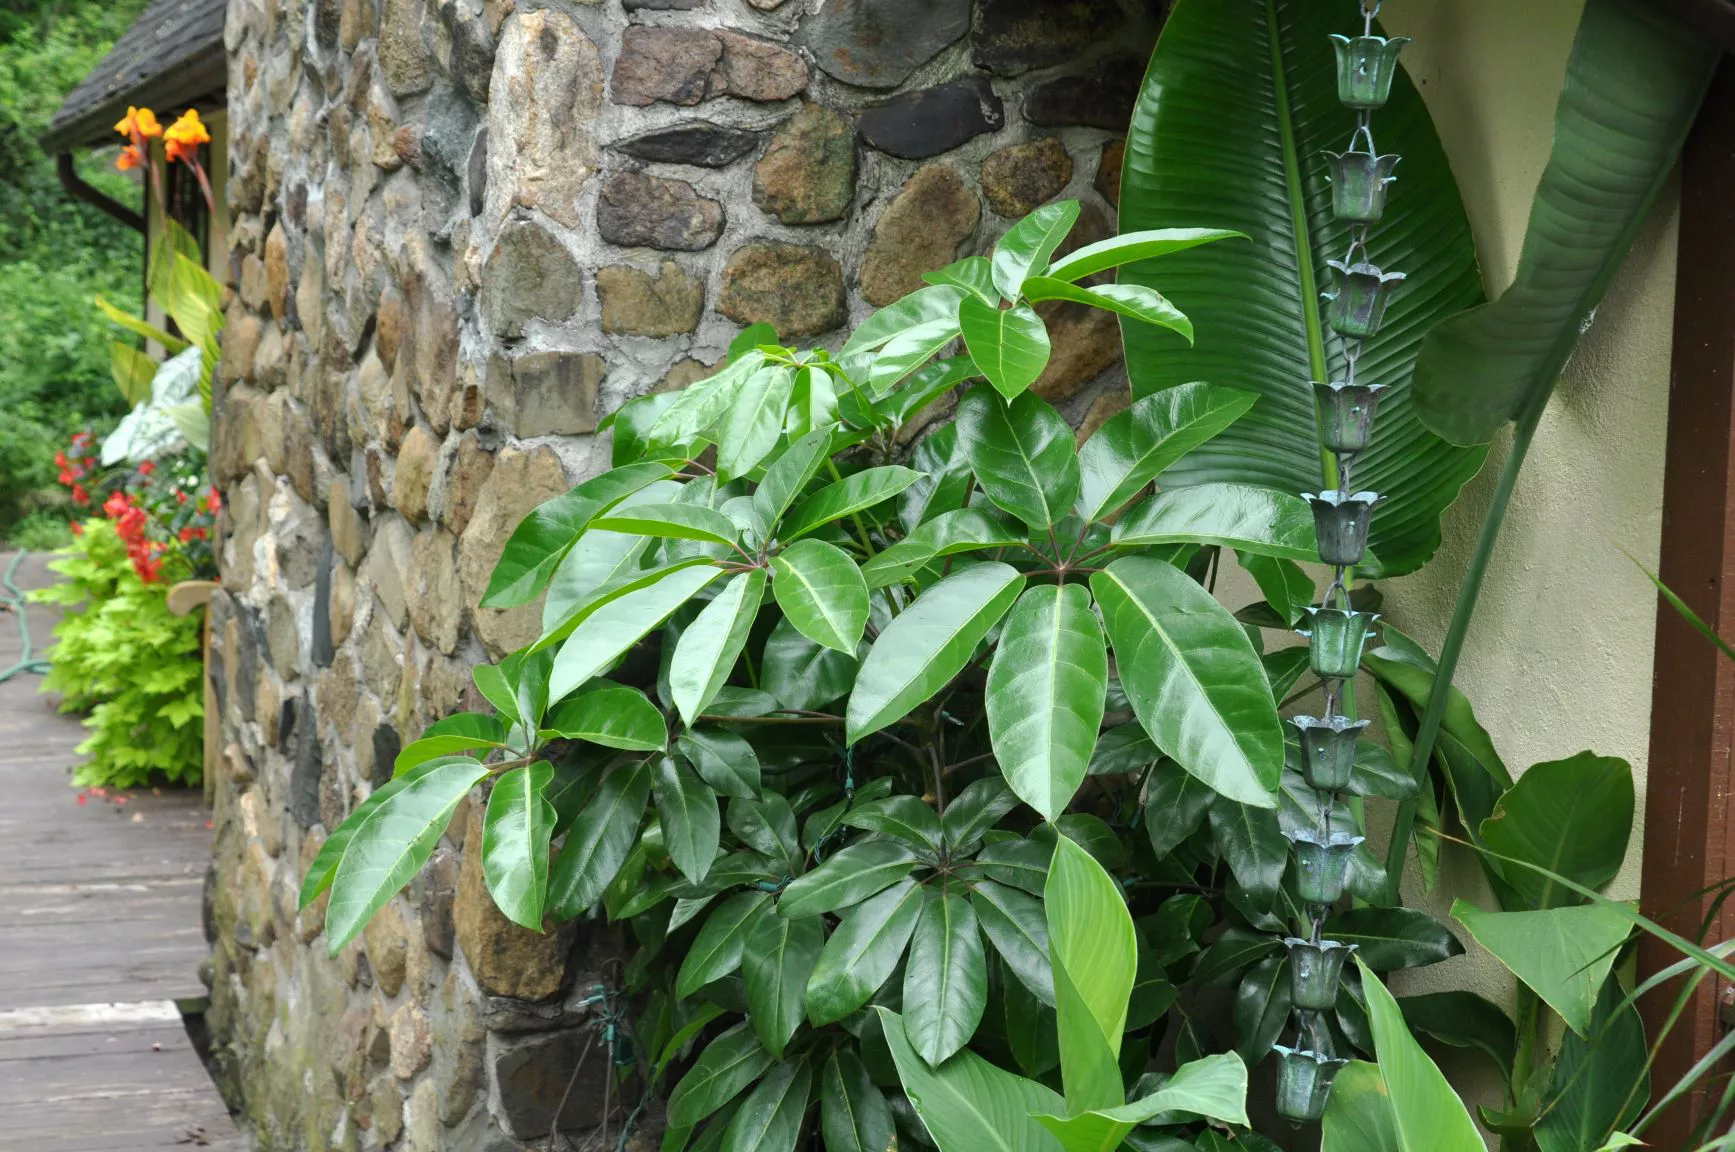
[0,553,244,1150]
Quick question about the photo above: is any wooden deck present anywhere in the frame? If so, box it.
[0,553,244,1149]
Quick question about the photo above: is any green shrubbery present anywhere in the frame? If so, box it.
[31,517,204,788]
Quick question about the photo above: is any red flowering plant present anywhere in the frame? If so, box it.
[53,431,218,584]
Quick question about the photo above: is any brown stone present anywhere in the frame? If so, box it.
[451,805,568,1000]
[379,0,432,95]
[753,102,856,224]
[393,425,440,524]
[431,968,485,1123]
[220,312,264,387]
[981,137,1073,218]
[597,263,704,338]
[1032,301,1121,404]
[339,0,374,49]
[610,25,722,107]
[861,165,981,306]
[482,218,584,338]
[264,223,290,324]
[1077,385,1131,445]
[389,1002,432,1078]
[439,432,494,536]
[714,29,810,102]
[404,1078,440,1150]
[718,242,846,339]
[330,559,357,648]
[368,1076,404,1142]
[405,527,463,655]
[329,474,368,565]
[458,446,570,657]
[367,516,415,630]
[485,9,604,230]
[597,170,725,252]
[657,356,722,393]
[488,350,604,436]
[375,286,406,373]
[420,847,460,960]
[1096,138,1124,210]
[362,901,411,997]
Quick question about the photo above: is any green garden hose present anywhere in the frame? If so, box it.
[0,552,50,682]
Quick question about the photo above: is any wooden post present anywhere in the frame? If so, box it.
[166,580,219,803]
[1640,57,1735,1145]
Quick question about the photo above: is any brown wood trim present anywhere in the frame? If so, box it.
[1640,57,1735,1146]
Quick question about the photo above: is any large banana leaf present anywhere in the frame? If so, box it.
[1410,0,1717,445]
[1119,0,1486,577]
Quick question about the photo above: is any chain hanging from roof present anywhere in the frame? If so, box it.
[1273,0,1410,1125]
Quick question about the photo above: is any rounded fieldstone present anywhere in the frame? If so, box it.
[613,121,760,168]
[1022,57,1145,130]
[974,0,1123,75]
[857,76,1005,161]
[718,242,847,339]
[610,25,724,107]
[1096,139,1125,210]
[981,137,1074,218]
[481,219,584,338]
[486,350,605,436]
[714,30,809,102]
[597,262,706,337]
[754,102,856,225]
[485,9,605,230]
[860,165,981,306]
[597,170,726,251]
[796,0,971,89]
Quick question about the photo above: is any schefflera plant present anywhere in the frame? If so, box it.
[300,202,1322,1152]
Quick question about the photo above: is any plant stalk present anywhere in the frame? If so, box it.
[1382,400,1543,903]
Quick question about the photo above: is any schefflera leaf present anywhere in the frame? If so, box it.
[1091,556,1282,807]
[482,760,557,930]
[1045,836,1136,1114]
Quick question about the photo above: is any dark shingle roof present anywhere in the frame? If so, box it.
[41,0,228,152]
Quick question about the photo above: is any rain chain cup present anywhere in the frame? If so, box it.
[1273,0,1409,1125]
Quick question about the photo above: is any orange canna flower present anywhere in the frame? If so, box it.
[113,106,162,139]
[163,109,210,164]
[115,144,144,171]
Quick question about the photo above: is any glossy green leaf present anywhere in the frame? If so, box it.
[753,429,832,533]
[847,563,1025,744]
[956,387,1080,531]
[1142,759,1213,857]
[842,284,968,357]
[743,913,823,1058]
[1359,960,1485,1151]
[1323,907,1464,972]
[1035,1052,1250,1151]
[1397,992,1515,1083]
[728,793,802,864]
[1112,484,1316,561]
[649,352,765,450]
[1237,553,1313,628]
[783,466,924,541]
[1360,627,1511,787]
[1075,384,1257,522]
[1479,751,1633,910]
[842,796,944,857]
[862,507,1027,589]
[958,296,1051,401]
[923,255,998,303]
[869,317,966,394]
[678,891,773,999]
[548,757,652,919]
[1535,976,1648,1152]
[669,571,767,728]
[549,564,722,704]
[325,757,489,950]
[875,354,979,429]
[941,777,1020,854]
[1208,796,1287,899]
[772,539,870,654]
[783,365,838,443]
[715,366,794,482]
[875,1007,1066,1152]
[971,880,1055,1008]
[1045,227,1246,283]
[1092,556,1282,807]
[678,730,761,799]
[1192,928,1280,987]
[667,1022,776,1130]
[1022,279,1193,344]
[482,463,673,607]
[1320,1061,1399,1152]
[471,662,521,727]
[654,755,721,884]
[992,200,1081,300]
[806,879,924,1026]
[394,728,508,777]
[720,1057,810,1152]
[986,584,1108,822]
[903,887,988,1066]
[591,503,742,548]
[1119,0,1487,577]
[1413,0,1716,444]
[544,682,667,751]
[1233,956,1291,1064]
[821,1051,896,1152]
[760,618,857,713]
[300,772,416,909]
[1451,900,1629,1036]
[779,840,921,920]
[537,556,716,655]
[1047,836,1136,1112]
[482,761,556,930]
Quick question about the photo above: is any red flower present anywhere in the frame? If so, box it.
[138,460,155,477]
[103,491,131,520]
[55,452,68,469]
[72,484,89,507]
[176,490,188,505]
[206,486,223,514]
[69,522,83,537]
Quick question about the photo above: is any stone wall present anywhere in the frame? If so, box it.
[204,0,1162,1147]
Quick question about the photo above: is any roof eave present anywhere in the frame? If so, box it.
[39,40,226,154]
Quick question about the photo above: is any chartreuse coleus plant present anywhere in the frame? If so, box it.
[295,201,1325,1152]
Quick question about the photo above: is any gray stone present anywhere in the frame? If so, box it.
[467,126,488,218]
[980,137,1074,218]
[448,11,496,104]
[861,165,981,306]
[379,0,433,94]
[405,1079,440,1150]
[492,1030,616,1138]
[624,0,703,7]
[289,706,322,829]
[753,102,856,224]
[485,10,604,230]
[974,0,1124,75]
[370,723,401,788]
[718,243,846,339]
[857,75,1005,160]
[1023,57,1145,130]
[597,263,705,338]
[596,170,725,251]
[797,0,970,89]
[613,122,759,168]
[312,536,336,668]
[482,219,584,338]
[487,350,605,436]
[420,847,459,960]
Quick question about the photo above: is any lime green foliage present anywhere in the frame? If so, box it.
[31,518,203,787]
[0,0,152,539]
